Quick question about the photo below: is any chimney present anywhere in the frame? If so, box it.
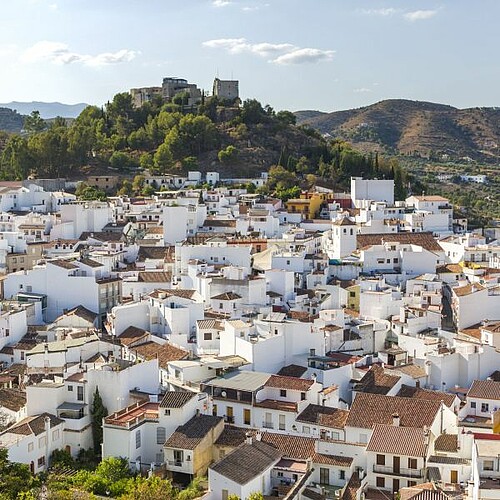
[392,413,400,427]
[255,431,262,442]
[245,432,252,445]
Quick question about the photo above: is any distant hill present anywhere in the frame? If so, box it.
[295,99,500,162]
[0,107,26,133]
[0,101,89,119]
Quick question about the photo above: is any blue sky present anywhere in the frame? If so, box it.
[0,0,498,111]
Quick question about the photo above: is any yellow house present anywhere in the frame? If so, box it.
[285,192,328,219]
[164,414,224,479]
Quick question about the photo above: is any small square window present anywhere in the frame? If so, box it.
[280,389,287,397]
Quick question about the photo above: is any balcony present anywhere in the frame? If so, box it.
[373,465,423,479]
[262,422,274,429]
[224,416,235,424]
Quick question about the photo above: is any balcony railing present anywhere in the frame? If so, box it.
[168,460,183,467]
[373,465,422,478]
[262,422,274,429]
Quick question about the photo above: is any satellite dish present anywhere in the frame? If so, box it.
[221,391,227,397]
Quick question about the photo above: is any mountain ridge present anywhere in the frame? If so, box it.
[0,101,89,120]
[295,99,500,162]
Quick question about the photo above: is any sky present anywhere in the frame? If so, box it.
[0,0,499,112]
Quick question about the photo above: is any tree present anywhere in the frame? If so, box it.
[90,387,108,454]
[117,180,133,196]
[24,110,46,134]
[109,151,135,170]
[120,476,176,500]
[154,141,174,172]
[218,145,238,163]
[276,110,296,126]
[132,175,145,194]
[0,448,40,498]
[75,183,107,202]
[247,493,264,500]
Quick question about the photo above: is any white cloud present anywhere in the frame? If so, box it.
[22,41,137,67]
[358,7,398,16]
[353,87,372,93]
[404,9,437,21]
[203,38,334,65]
[272,48,335,65]
[49,3,58,10]
[212,0,232,7]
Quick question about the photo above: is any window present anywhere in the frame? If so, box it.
[481,403,489,413]
[376,477,385,488]
[219,303,223,309]
[349,291,356,298]
[28,442,34,452]
[339,470,345,480]
[157,427,166,445]
[376,454,385,466]
[277,471,284,477]
[173,450,183,465]
[286,260,290,265]
[212,404,217,416]
[164,409,171,416]
[359,433,368,444]
[38,436,46,449]
[219,449,225,459]
[204,332,212,341]
[77,386,84,401]
[20,351,25,361]
[37,456,46,468]
[279,414,286,431]
[280,389,287,398]
[484,460,494,471]
[222,490,229,500]
[52,430,60,441]
[471,401,476,408]
[243,409,251,425]
[408,458,417,469]
[135,430,141,449]
[301,392,306,401]
[302,426,310,434]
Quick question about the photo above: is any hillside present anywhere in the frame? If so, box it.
[0,107,25,133]
[296,99,500,162]
[0,101,88,119]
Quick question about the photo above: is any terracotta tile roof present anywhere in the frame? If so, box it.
[366,424,428,457]
[467,379,500,400]
[137,246,169,261]
[482,321,500,334]
[149,289,198,300]
[58,305,98,324]
[210,440,282,485]
[397,384,457,408]
[118,326,150,346]
[354,364,401,395]
[434,433,458,453]
[436,264,463,274]
[202,219,236,228]
[164,414,223,450]
[80,231,124,242]
[131,341,188,368]
[254,399,297,412]
[313,453,353,466]
[214,426,256,447]
[342,471,361,500]
[49,259,78,270]
[264,375,314,391]
[6,413,63,436]
[261,432,315,459]
[0,388,26,412]
[196,319,224,330]
[453,283,485,297]
[80,258,103,268]
[211,292,242,301]
[357,232,442,253]
[346,393,441,430]
[159,391,196,408]
[296,404,349,429]
[277,364,308,378]
[137,271,172,283]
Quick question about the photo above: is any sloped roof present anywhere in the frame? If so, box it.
[5,413,63,436]
[366,424,428,457]
[296,404,349,429]
[467,379,500,400]
[397,384,456,407]
[210,440,282,485]
[434,433,458,453]
[159,391,196,408]
[56,305,98,324]
[346,393,441,430]
[277,364,308,378]
[354,364,401,395]
[265,375,314,391]
[357,232,442,253]
[137,271,172,283]
[0,388,26,412]
[131,341,189,368]
[164,415,223,450]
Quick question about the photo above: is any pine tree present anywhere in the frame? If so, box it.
[91,387,108,455]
